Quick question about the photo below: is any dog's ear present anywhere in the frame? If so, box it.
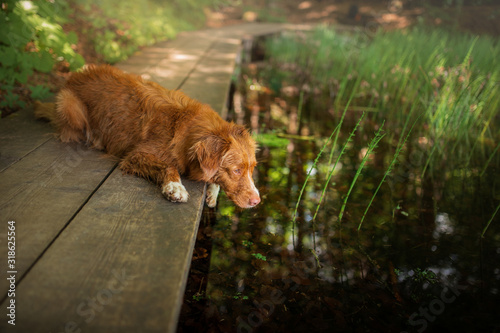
[193,135,229,180]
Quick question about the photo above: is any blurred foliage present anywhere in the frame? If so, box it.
[0,0,84,112]
[253,132,289,148]
[0,0,224,115]
[73,0,213,63]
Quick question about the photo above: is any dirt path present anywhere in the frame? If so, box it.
[205,0,500,36]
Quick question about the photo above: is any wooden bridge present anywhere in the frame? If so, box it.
[0,23,301,333]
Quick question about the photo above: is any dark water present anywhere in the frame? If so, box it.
[179,63,500,333]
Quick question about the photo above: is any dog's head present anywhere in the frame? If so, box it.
[191,122,260,209]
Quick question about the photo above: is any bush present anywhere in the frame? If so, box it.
[0,0,84,113]
[1,0,221,116]
[72,0,201,63]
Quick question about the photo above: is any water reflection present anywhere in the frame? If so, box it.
[182,66,500,333]
[433,213,454,239]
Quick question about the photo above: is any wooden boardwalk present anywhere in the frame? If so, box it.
[0,23,297,333]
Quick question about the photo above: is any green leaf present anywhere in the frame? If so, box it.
[36,0,55,18]
[19,52,36,71]
[66,31,78,45]
[0,47,18,67]
[13,68,31,84]
[3,27,32,47]
[33,51,55,73]
[61,42,75,57]
[68,54,85,71]
[0,68,16,83]
[29,85,53,100]
[251,253,267,261]
[0,90,25,109]
[16,1,38,15]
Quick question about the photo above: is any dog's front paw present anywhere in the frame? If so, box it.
[162,181,189,203]
[206,183,220,208]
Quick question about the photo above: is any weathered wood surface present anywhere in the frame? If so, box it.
[0,138,116,296]
[0,23,294,333]
[0,106,53,172]
[4,170,205,333]
[117,30,215,90]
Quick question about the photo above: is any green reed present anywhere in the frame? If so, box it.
[338,122,386,225]
[358,105,421,231]
[481,201,500,238]
[292,82,357,230]
[312,112,365,226]
[267,24,499,242]
[266,25,500,173]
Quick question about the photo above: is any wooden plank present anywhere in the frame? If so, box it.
[0,106,52,172]
[0,28,217,299]
[0,168,205,333]
[0,139,116,296]
[179,38,241,114]
[0,23,294,333]
[118,30,217,90]
[0,28,228,333]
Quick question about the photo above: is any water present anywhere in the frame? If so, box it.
[179,63,500,333]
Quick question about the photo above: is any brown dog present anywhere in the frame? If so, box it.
[35,64,260,208]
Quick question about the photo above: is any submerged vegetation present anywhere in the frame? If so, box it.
[255,25,500,241]
[184,25,500,332]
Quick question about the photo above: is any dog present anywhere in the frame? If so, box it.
[35,64,260,208]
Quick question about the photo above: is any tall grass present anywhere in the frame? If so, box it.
[266,26,500,171]
[338,121,386,225]
[358,106,421,231]
[292,82,357,246]
[264,25,499,243]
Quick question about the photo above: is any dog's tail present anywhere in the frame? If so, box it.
[34,89,89,142]
[34,101,57,123]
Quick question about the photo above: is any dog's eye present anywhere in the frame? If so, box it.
[233,169,242,175]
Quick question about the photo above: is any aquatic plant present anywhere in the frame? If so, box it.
[266,25,500,172]
[338,121,385,224]
[189,23,500,333]
[291,85,357,246]
[481,201,500,238]
[358,104,421,231]
[312,111,365,225]
[251,253,267,261]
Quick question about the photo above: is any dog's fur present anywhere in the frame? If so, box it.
[35,64,260,208]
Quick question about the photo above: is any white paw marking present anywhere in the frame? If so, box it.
[162,181,189,203]
[206,183,220,208]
